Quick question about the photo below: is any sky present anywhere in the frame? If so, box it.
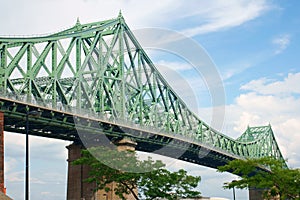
[1,0,300,199]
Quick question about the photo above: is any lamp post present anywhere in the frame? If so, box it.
[233,185,236,200]
[232,180,237,200]
[25,110,41,200]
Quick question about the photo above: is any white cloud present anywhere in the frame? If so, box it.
[4,133,69,199]
[272,34,291,54]
[5,132,25,148]
[0,0,272,37]
[7,170,23,182]
[182,0,271,36]
[156,60,194,71]
[41,192,50,195]
[0,0,177,35]
[222,62,252,81]
[241,72,300,95]
[30,177,46,184]
[223,72,300,167]
[4,157,17,174]
[5,132,70,160]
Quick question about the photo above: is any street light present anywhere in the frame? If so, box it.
[233,185,236,200]
[25,110,41,200]
[232,180,237,200]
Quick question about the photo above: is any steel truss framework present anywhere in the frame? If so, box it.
[0,13,286,165]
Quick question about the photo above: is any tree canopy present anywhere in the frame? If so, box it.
[73,146,201,200]
[218,157,300,200]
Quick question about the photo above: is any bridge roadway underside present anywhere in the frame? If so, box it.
[0,97,266,199]
[0,97,238,169]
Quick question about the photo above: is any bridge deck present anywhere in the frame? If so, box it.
[0,96,241,169]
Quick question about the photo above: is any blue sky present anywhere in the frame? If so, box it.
[1,0,300,199]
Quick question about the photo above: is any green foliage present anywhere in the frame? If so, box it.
[218,157,300,200]
[139,168,201,200]
[73,146,201,200]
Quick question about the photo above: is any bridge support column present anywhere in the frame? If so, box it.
[66,138,138,200]
[66,143,96,200]
[115,137,137,152]
[92,138,138,200]
[0,112,6,194]
[249,188,264,200]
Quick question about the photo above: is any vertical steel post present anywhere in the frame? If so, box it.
[25,110,40,200]
[232,180,237,200]
[25,112,29,200]
[233,186,236,200]
[26,43,32,200]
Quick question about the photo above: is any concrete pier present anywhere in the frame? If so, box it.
[66,138,138,200]
[249,188,264,200]
[66,143,96,200]
[0,112,6,194]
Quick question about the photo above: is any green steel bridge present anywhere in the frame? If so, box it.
[0,13,286,169]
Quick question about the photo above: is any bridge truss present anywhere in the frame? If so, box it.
[0,13,286,168]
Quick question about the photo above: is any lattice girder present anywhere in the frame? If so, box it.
[0,13,286,162]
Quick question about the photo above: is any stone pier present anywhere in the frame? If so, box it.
[0,112,6,194]
[66,143,96,200]
[66,138,138,200]
[249,188,264,200]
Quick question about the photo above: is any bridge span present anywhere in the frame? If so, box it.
[0,13,286,199]
[0,94,284,169]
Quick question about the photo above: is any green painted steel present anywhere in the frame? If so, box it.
[0,13,286,164]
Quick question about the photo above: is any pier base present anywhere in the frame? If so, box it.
[66,143,96,200]
[66,138,138,200]
[249,188,264,200]
[0,112,6,194]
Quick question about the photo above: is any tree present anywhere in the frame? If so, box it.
[73,146,201,200]
[217,157,300,200]
[139,168,201,199]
